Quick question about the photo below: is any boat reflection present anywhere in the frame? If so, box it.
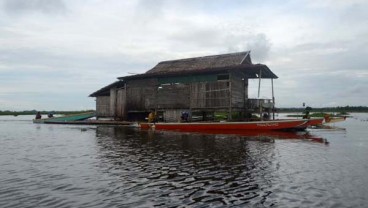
[93,126,327,206]
[146,128,329,144]
[93,126,279,206]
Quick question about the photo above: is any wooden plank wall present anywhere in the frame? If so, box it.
[190,81,230,109]
[156,84,190,109]
[206,81,229,108]
[110,87,117,116]
[115,88,126,119]
[96,96,110,117]
[126,78,157,111]
[190,82,206,108]
[230,72,246,109]
[163,109,188,122]
[122,74,249,117]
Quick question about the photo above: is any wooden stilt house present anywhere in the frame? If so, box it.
[90,51,278,121]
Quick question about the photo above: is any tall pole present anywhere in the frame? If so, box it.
[258,69,262,98]
[271,78,275,120]
[258,68,262,120]
[229,72,232,121]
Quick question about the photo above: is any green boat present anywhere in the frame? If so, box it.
[33,112,95,124]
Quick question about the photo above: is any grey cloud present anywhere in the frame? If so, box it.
[274,73,368,107]
[168,27,223,49]
[340,4,368,24]
[0,47,150,82]
[0,47,151,110]
[134,0,165,22]
[275,75,361,106]
[226,33,271,62]
[168,22,272,61]
[0,0,367,110]
[246,34,271,62]
[292,41,349,53]
[2,0,67,15]
[272,38,368,73]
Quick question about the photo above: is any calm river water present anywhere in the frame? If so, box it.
[0,113,368,207]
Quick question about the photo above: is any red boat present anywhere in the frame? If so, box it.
[291,117,324,130]
[324,115,347,124]
[140,119,310,131]
[308,118,324,126]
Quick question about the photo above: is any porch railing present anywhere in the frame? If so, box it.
[246,98,274,110]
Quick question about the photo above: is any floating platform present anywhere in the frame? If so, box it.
[33,112,133,126]
[35,120,134,126]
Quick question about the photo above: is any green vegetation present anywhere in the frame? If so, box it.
[214,112,259,121]
[286,112,347,118]
[278,106,368,113]
[0,110,95,116]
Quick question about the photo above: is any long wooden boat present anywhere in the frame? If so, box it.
[33,112,95,124]
[291,117,324,130]
[324,116,347,124]
[308,118,324,126]
[140,119,310,131]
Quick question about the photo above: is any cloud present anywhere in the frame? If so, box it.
[2,0,67,15]
[134,0,165,21]
[306,0,367,9]
[0,0,367,110]
[246,34,272,62]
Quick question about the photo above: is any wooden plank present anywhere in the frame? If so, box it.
[110,87,117,117]
[96,96,110,117]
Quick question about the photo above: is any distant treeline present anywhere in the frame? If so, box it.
[278,106,368,113]
[0,110,95,116]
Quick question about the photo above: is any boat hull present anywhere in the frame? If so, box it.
[292,118,324,130]
[325,116,346,123]
[308,118,324,126]
[33,112,95,124]
[140,119,309,131]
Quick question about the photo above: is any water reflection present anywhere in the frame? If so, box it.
[93,126,326,207]
[4,115,368,208]
[162,128,329,144]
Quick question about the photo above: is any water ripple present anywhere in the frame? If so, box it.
[1,115,368,207]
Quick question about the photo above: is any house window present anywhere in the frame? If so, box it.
[217,74,229,81]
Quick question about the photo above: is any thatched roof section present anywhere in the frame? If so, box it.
[121,64,276,81]
[89,81,125,97]
[145,51,252,75]
[119,51,277,80]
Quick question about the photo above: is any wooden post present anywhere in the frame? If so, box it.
[110,87,117,119]
[258,68,262,120]
[243,78,246,120]
[228,73,232,121]
[272,78,275,120]
[258,71,262,98]
[123,83,127,120]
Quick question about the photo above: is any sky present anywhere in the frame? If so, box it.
[0,0,367,111]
